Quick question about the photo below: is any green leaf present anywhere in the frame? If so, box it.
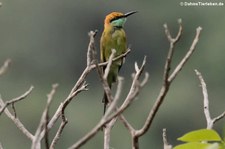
[178,129,222,142]
[219,143,225,149]
[174,142,213,149]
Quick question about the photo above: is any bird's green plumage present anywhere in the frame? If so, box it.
[100,11,136,114]
[100,26,127,86]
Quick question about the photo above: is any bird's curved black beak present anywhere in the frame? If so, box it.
[124,11,138,17]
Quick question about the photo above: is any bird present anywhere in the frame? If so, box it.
[100,11,137,114]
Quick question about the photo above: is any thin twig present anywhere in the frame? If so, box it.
[212,111,225,124]
[0,86,34,116]
[0,59,11,76]
[43,38,130,143]
[195,69,225,129]
[32,30,130,147]
[96,49,131,68]
[61,83,88,120]
[104,77,123,116]
[69,56,147,149]
[50,118,68,149]
[95,49,116,115]
[103,77,123,149]
[168,26,202,83]
[130,21,202,149]
[32,84,59,149]
[163,128,172,149]
[163,19,183,83]
[87,30,98,66]
[0,98,34,141]
[195,70,212,128]
[44,84,59,149]
[103,49,116,80]
[11,103,17,118]
[104,118,117,149]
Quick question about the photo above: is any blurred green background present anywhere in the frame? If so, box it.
[0,0,225,148]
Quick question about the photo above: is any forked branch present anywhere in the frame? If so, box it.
[195,69,225,129]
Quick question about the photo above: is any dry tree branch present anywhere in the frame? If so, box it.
[163,128,172,149]
[37,30,130,147]
[49,117,68,149]
[125,20,202,149]
[87,30,98,66]
[68,56,147,149]
[95,49,116,108]
[213,111,225,124]
[0,86,34,116]
[96,49,131,68]
[44,32,130,140]
[163,19,182,83]
[38,83,87,149]
[44,84,59,149]
[0,86,34,141]
[95,50,148,149]
[168,26,202,83]
[105,77,124,117]
[195,70,211,128]
[103,49,116,79]
[103,77,123,149]
[195,69,225,129]
[95,49,144,149]
[32,84,59,149]
[0,59,11,76]
[39,31,97,141]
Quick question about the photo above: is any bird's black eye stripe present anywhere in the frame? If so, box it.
[110,16,125,23]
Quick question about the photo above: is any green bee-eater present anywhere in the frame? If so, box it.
[100,11,137,114]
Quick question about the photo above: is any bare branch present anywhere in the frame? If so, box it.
[0,59,11,76]
[0,86,34,116]
[195,70,212,128]
[104,76,123,117]
[104,118,117,149]
[163,19,183,83]
[50,118,68,149]
[44,84,59,149]
[69,56,147,149]
[11,103,17,118]
[96,49,131,68]
[103,49,116,80]
[52,84,88,147]
[87,30,98,66]
[44,32,129,138]
[140,72,149,87]
[195,69,225,129]
[168,26,202,83]
[103,77,123,149]
[212,111,225,124]
[32,84,59,149]
[40,77,88,142]
[120,56,146,109]
[163,128,172,149]
[164,19,182,43]
[95,49,116,115]
[0,97,34,141]
[128,23,202,149]
[61,83,88,120]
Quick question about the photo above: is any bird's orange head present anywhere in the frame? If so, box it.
[104,11,137,28]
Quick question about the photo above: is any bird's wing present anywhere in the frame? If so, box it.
[100,32,106,63]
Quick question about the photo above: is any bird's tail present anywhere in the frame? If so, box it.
[102,92,108,115]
